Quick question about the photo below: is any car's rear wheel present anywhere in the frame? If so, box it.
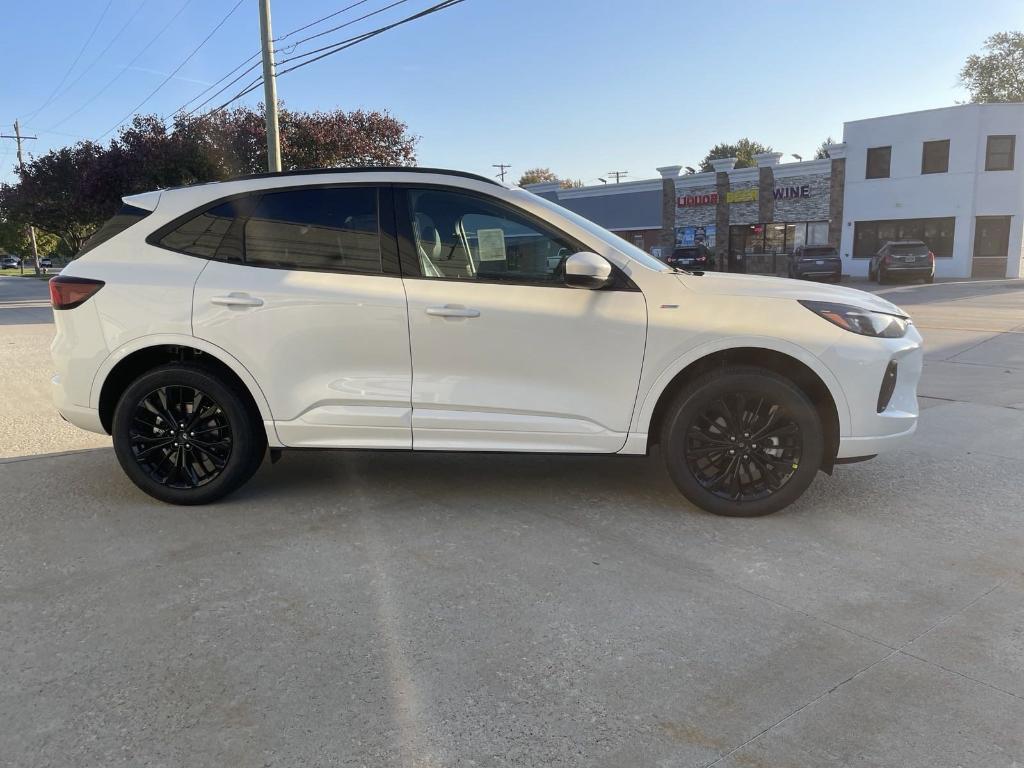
[112,364,265,505]
[660,367,824,517]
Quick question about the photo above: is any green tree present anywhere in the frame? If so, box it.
[960,32,1024,103]
[815,136,837,160]
[699,138,773,172]
[517,167,558,186]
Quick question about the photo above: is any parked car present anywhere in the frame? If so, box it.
[50,168,922,517]
[1,255,20,269]
[667,244,714,270]
[869,240,935,284]
[40,258,53,268]
[788,245,842,282]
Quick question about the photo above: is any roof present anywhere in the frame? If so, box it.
[161,166,501,193]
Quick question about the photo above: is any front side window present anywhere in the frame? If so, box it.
[866,146,891,179]
[244,187,381,273]
[921,139,950,174]
[407,189,578,284]
[985,135,1015,171]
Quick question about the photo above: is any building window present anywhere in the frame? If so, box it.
[852,217,955,258]
[921,140,950,174]
[865,146,891,179]
[985,135,1015,171]
[632,234,644,247]
[974,216,1011,257]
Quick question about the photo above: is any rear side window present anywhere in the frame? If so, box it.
[158,199,244,260]
[892,243,928,256]
[78,204,151,256]
[244,187,381,273]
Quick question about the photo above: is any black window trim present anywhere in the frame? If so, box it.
[921,139,950,175]
[147,182,402,277]
[865,145,892,179]
[391,183,639,291]
[984,134,1015,171]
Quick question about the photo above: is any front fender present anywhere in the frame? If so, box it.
[630,335,852,437]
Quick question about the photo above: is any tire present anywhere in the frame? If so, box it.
[868,265,876,281]
[112,363,266,505]
[925,274,934,284]
[659,367,824,517]
[878,267,888,285]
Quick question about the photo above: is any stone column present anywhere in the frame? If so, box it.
[656,165,682,256]
[825,142,847,250]
[709,158,737,271]
[754,152,783,224]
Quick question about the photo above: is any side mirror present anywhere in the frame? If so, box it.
[565,251,614,290]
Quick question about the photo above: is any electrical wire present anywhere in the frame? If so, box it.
[273,0,374,42]
[168,54,262,119]
[274,0,412,55]
[96,0,248,140]
[21,0,116,123]
[47,0,197,132]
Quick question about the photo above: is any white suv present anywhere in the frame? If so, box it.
[50,168,922,516]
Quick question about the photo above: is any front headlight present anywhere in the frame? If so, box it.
[798,300,909,338]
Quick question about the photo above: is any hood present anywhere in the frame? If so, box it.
[679,272,907,315]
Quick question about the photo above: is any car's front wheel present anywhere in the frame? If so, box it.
[659,367,824,517]
[112,364,266,505]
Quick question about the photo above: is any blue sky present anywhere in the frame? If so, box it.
[1,0,1020,185]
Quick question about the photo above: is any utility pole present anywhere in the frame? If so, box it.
[607,170,628,184]
[1,120,40,275]
[492,163,511,182]
[258,0,282,173]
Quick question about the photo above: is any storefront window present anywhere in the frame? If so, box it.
[807,221,829,245]
[852,217,956,257]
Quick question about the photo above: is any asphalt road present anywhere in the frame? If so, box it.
[1,274,1022,767]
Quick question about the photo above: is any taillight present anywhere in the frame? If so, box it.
[883,255,892,264]
[49,276,104,310]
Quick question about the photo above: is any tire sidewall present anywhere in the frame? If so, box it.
[111,364,263,505]
[661,369,824,517]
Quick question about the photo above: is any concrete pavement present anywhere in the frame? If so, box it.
[1,275,1022,767]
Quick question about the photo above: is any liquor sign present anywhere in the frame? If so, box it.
[774,184,811,200]
[677,192,718,207]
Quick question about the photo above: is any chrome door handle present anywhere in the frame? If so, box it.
[425,305,480,318]
[211,293,264,307]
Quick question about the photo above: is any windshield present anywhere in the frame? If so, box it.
[518,190,670,272]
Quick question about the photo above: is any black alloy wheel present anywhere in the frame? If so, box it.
[129,385,233,489]
[660,367,824,517]
[112,364,265,505]
[683,391,802,503]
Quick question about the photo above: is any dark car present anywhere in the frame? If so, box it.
[788,245,842,282]
[869,240,935,284]
[668,244,714,270]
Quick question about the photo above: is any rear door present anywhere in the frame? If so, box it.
[186,185,413,448]
[396,186,648,452]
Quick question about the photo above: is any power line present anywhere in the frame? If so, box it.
[21,0,116,124]
[274,0,373,42]
[166,0,381,120]
[46,0,198,132]
[40,0,154,123]
[204,0,468,116]
[275,0,412,55]
[96,0,248,140]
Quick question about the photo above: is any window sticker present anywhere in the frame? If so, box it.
[477,228,507,262]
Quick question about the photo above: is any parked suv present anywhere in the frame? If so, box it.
[50,168,922,517]
[789,245,842,282]
[869,241,935,284]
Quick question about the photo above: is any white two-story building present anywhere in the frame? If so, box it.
[839,103,1023,279]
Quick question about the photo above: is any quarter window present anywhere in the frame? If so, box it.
[244,187,381,273]
[406,188,578,284]
[865,146,891,179]
[985,135,1015,171]
[921,139,950,174]
[159,200,247,259]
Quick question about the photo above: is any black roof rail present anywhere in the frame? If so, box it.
[163,166,502,191]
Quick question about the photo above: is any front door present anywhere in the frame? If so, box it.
[972,216,1012,278]
[190,185,412,448]
[396,187,647,452]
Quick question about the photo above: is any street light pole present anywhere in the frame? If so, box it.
[258,0,282,173]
